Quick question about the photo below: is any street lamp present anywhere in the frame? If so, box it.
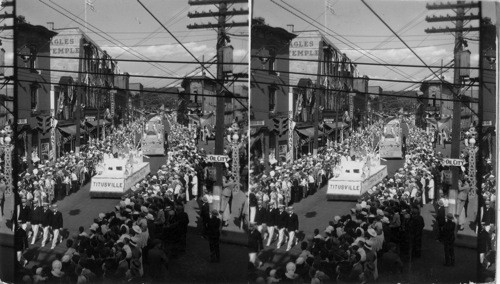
[230,130,240,193]
[466,127,478,197]
[0,127,13,195]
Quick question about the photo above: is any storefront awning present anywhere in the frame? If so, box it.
[86,119,111,127]
[295,127,325,138]
[58,125,77,136]
[324,122,347,130]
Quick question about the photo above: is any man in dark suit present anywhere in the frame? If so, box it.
[50,204,63,249]
[441,213,456,266]
[200,195,210,237]
[285,206,299,252]
[207,210,221,262]
[266,201,278,246]
[254,200,268,240]
[481,200,495,226]
[41,202,52,247]
[248,222,263,267]
[17,198,32,236]
[31,202,44,245]
[275,204,288,249]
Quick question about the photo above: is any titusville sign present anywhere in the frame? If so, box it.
[206,155,230,163]
[442,158,466,167]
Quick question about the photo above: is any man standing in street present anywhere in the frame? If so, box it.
[481,200,495,227]
[248,222,263,267]
[266,201,278,246]
[40,202,52,247]
[442,213,456,266]
[456,178,470,230]
[50,204,63,250]
[31,202,43,245]
[276,204,288,249]
[207,209,221,262]
[17,198,32,237]
[285,206,299,252]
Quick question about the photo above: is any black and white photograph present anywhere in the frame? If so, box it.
[11,0,249,283]
[249,0,499,283]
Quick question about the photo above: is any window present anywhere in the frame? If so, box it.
[30,83,40,112]
[268,47,276,74]
[268,86,277,113]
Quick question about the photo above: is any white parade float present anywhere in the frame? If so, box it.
[90,148,151,198]
[327,152,387,201]
[379,118,403,158]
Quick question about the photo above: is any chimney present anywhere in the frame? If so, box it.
[286,24,294,33]
[47,22,54,30]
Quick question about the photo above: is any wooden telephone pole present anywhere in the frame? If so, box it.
[425,1,480,216]
[187,0,248,211]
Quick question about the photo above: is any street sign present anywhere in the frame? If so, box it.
[442,158,466,167]
[18,118,27,124]
[483,121,492,127]
[206,154,230,163]
[250,120,265,127]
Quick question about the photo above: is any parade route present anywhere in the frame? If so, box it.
[255,143,477,283]
[23,154,248,282]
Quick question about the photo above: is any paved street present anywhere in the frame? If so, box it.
[256,150,477,283]
[23,153,248,282]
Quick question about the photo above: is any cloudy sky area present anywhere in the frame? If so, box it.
[255,0,497,92]
[16,0,249,88]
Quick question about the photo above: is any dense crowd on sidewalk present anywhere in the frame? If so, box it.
[14,113,247,283]
[248,117,494,283]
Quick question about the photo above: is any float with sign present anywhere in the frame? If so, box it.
[379,118,403,158]
[90,151,151,198]
[327,155,388,201]
[142,115,165,156]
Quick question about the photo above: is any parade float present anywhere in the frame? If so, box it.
[327,152,387,200]
[142,115,166,156]
[379,117,403,159]
[90,146,151,198]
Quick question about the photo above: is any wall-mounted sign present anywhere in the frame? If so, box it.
[442,158,465,167]
[206,155,230,163]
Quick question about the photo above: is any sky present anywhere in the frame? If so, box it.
[254,0,498,92]
[15,0,249,88]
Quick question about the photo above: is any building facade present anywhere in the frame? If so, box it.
[250,19,296,167]
[50,27,117,155]
[16,21,57,165]
[288,30,357,157]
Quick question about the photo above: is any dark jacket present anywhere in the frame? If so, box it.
[267,208,278,226]
[286,213,299,231]
[482,207,495,225]
[254,207,267,225]
[206,216,221,239]
[50,211,64,229]
[18,205,32,223]
[276,211,288,229]
[248,228,264,253]
[41,208,52,227]
[32,206,44,225]
[441,220,455,244]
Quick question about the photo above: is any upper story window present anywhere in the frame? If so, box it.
[19,44,38,72]
[30,82,40,112]
[268,85,277,113]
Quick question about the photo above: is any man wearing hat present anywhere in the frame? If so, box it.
[266,201,278,247]
[275,204,288,249]
[441,213,456,266]
[40,202,52,247]
[206,209,221,262]
[17,198,32,236]
[50,204,63,250]
[285,206,299,252]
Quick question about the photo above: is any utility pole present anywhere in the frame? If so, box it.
[425,1,480,217]
[187,0,248,212]
[75,39,85,155]
[313,41,324,156]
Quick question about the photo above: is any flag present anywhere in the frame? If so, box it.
[326,0,336,14]
[86,0,96,12]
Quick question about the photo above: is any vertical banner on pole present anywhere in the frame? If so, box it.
[110,90,115,117]
[288,92,294,162]
[50,91,57,160]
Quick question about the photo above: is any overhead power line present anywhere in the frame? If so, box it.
[136,0,248,110]
[16,78,248,99]
[29,54,248,65]
[250,75,476,103]
[251,55,480,70]
[17,66,248,83]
